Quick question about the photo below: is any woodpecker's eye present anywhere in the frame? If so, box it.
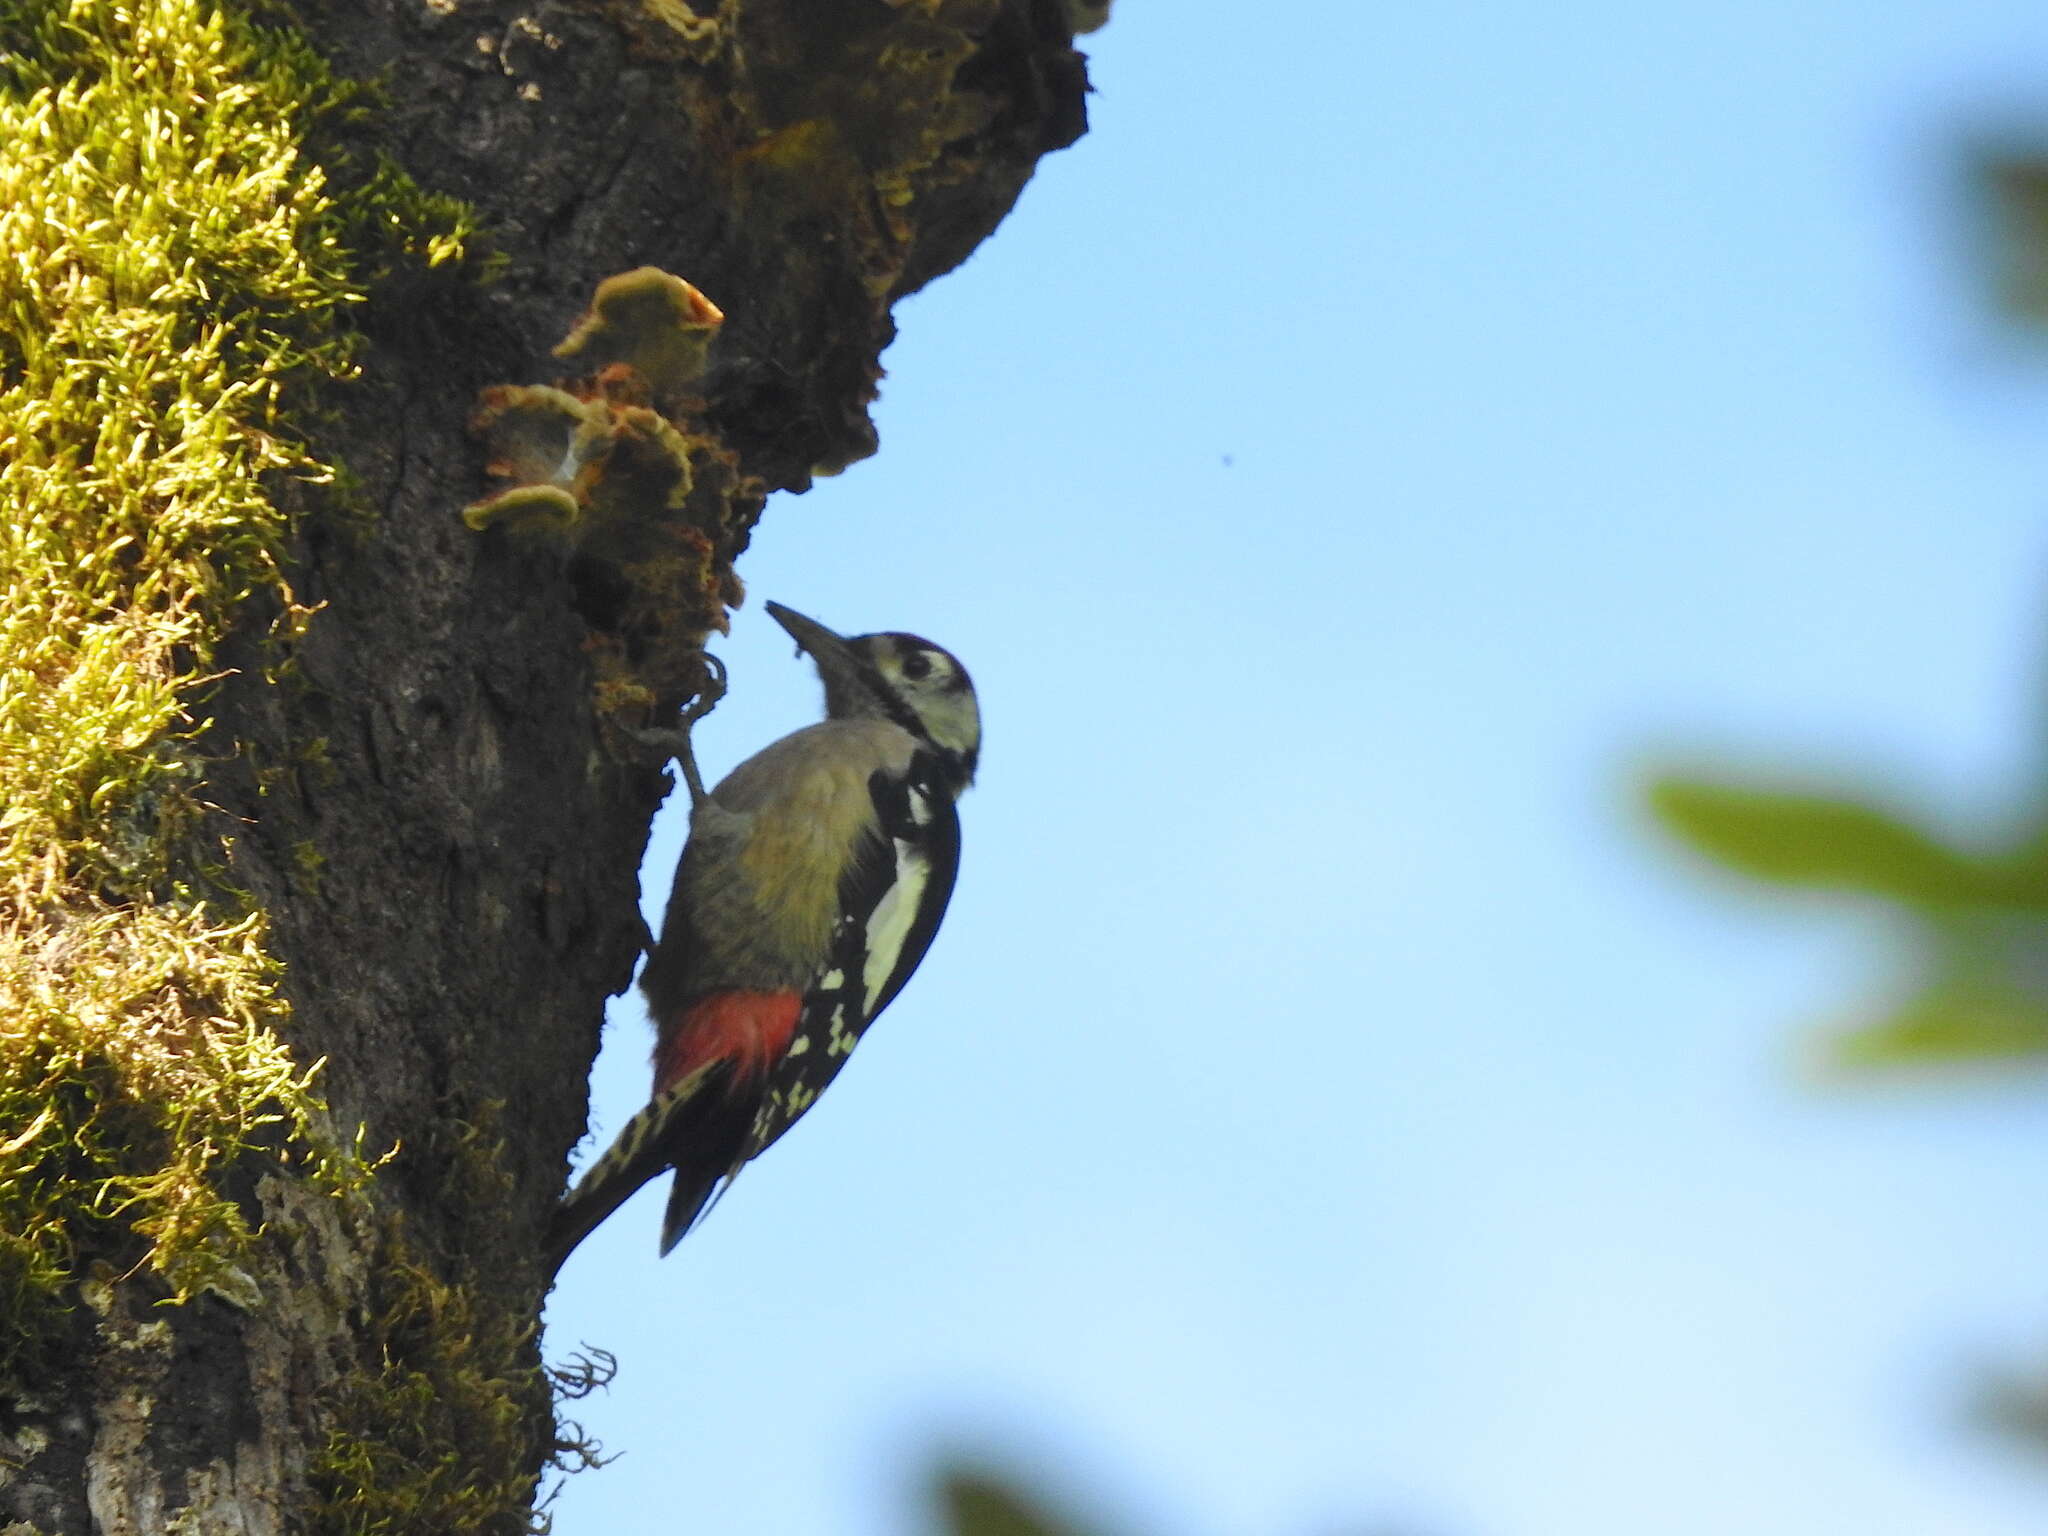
[900,651,933,681]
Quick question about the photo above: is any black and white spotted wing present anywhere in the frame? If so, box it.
[741,752,962,1163]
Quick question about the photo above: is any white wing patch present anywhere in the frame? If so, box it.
[862,837,931,1012]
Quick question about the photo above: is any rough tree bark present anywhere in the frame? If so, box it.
[0,1,1088,1530]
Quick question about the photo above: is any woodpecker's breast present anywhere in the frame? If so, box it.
[676,719,921,989]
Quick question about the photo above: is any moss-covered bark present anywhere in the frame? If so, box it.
[0,0,1089,1530]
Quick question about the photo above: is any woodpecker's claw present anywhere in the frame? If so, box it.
[674,655,726,808]
[682,654,728,729]
[630,654,728,809]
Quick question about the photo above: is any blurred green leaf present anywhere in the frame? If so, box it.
[1647,778,1986,901]
[1649,773,2048,1071]
[1822,984,2048,1071]
[934,1468,1108,1536]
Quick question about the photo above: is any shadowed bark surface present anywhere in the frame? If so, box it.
[0,1,1088,1529]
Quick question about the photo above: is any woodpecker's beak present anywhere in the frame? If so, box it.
[764,601,867,687]
[765,601,847,660]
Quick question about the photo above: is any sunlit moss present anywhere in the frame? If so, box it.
[0,0,473,1383]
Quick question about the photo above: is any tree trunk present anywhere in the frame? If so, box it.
[0,1,1088,1530]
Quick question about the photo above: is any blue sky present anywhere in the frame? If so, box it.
[542,3,2048,1531]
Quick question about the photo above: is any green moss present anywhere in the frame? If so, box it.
[291,837,327,892]
[0,0,473,1387]
[307,1250,549,1536]
[307,1113,595,1536]
[309,1257,614,1536]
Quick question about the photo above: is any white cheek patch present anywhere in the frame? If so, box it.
[862,839,931,1012]
[907,784,935,828]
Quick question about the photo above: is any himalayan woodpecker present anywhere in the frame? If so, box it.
[545,602,979,1269]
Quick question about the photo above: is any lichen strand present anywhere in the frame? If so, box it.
[0,0,467,1451]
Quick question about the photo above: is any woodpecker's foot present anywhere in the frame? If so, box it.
[632,655,727,807]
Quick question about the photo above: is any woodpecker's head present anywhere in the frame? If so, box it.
[766,602,980,788]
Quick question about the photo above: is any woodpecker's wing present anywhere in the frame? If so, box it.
[738,753,961,1165]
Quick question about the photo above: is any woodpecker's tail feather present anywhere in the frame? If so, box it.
[543,1059,729,1277]
[659,1163,731,1255]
